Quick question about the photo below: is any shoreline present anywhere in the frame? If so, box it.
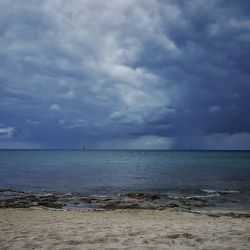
[1,189,249,213]
[1,208,250,249]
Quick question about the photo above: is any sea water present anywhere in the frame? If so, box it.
[1,150,250,211]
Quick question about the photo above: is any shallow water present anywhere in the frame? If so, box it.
[0,150,250,211]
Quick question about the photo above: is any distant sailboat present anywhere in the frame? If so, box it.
[82,145,85,151]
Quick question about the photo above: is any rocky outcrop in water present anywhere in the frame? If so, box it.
[77,193,211,211]
[0,191,65,209]
[126,193,160,201]
[178,197,209,207]
[0,190,211,210]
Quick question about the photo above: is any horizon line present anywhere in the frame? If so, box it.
[0,148,250,151]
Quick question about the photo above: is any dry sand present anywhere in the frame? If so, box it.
[0,208,249,250]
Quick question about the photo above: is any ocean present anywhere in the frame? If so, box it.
[1,150,250,211]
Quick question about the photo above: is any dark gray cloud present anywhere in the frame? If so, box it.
[0,0,250,149]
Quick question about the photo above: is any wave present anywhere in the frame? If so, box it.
[163,188,241,200]
[201,189,240,195]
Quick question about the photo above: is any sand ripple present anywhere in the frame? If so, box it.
[0,209,249,249]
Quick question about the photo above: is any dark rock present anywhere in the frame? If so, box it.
[99,199,122,209]
[79,196,96,203]
[0,193,65,209]
[98,198,165,210]
[178,197,209,207]
[117,202,141,209]
[126,193,160,201]
[167,203,179,208]
[36,195,64,208]
[39,202,64,209]
[0,195,38,208]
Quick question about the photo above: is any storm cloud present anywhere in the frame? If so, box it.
[0,0,250,149]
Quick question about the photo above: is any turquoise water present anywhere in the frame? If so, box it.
[0,150,250,210]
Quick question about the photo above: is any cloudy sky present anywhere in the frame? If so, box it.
[0,0,250,149]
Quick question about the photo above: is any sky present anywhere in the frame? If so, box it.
[0,0,250,149]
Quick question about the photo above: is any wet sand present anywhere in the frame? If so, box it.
[0,208,249,250]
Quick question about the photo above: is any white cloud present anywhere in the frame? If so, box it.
[0,0,178,111]
[208,105,221,113]
[0,0,177,119]
[59,118,88,128]
[0,127,15,139]
[110,110,144,124]
[26,119,39,125]
[50,104,61,111]
[63,89,75,99]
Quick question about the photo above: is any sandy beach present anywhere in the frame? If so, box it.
[0,209,249,250]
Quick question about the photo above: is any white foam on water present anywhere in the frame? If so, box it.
[201,189,240,195]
